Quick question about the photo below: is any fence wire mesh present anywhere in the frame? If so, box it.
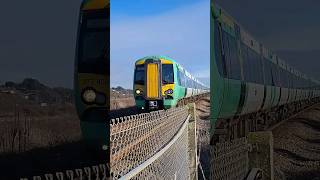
[197,119,211,179]
[210,137,250,180]
[110,107,189,179]
[130,118,189,180]
[20,164,109,180]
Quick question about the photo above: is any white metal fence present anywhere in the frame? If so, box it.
[110,107,191,179]
[20,107,194,180]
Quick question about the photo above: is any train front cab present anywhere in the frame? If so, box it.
[134,58,177,110]
[74,0,109,151]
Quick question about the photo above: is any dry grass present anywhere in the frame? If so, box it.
[110,97,135,110]
[0,94,81,154]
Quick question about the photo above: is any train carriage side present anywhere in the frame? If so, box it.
[211,3,320,142]
[211,5,269,120]
[169,61,186,106]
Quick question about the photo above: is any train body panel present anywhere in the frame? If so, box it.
[242,83,264,114]
[218,79,241,118]
[289,89,295,103]
[271,87,277,109]
[185,88,193,98]
[262,86,272,110]
[292,89,297,102]
[296,89,301,101]
[279,88,289,106]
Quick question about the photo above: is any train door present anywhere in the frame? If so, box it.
[144,59,162,109]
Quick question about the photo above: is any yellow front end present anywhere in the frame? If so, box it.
[134,59,162,110]
[82,0,108,10]
[146,63,160,99]
[134,58,176,110]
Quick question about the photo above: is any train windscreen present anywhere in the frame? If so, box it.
[134,65,145,85]
[162,64,174,84]
[78,10,108,74]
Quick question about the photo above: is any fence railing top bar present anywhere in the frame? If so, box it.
[118,114,191,180]
[110,107,187,124]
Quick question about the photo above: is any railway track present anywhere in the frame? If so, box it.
[109,93,210,119]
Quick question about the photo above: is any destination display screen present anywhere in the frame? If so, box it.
[86,18,108,29]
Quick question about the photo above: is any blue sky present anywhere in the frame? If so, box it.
[0,0,318,88]
[111,0,210,89]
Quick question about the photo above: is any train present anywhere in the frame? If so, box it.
[133,56,209,110]
[210,3,320,144]
[74,0,109,149]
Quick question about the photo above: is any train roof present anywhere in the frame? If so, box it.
[136,55,178,64]
[82,0,109,10]
[213,3,320,84]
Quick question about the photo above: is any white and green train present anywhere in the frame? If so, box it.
[210,3,320,143]
[133,56,209,110]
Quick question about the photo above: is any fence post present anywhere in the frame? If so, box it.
[247,131,274,180]
[187,103,197,180]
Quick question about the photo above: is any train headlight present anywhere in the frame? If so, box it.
[165,89,173,94]
[135,89,142,95]
[83,89,96,103]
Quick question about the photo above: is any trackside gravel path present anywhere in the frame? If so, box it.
[273,105,320,180]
